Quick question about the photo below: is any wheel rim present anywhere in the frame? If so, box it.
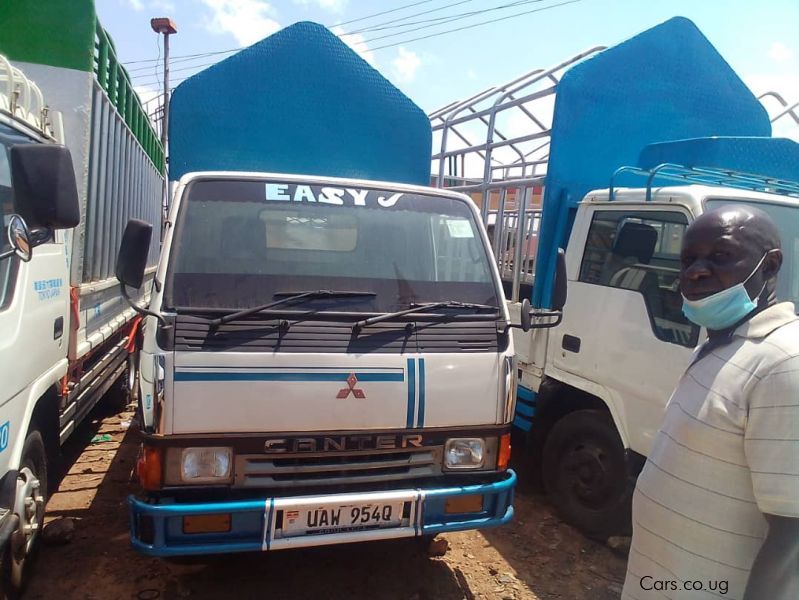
[558,439,617,509]
[127,354,137,393]
[10,466,44,587]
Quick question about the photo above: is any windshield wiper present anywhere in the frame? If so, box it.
[209,290,376,327]
[353,300,499,331]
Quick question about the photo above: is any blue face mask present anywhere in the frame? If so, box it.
[681,251,773,331]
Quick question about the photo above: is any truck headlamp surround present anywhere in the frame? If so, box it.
[180,447,233,483]
[444,438,486,470]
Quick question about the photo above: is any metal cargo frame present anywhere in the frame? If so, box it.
[429,47,605,302]
[431,49,799,304]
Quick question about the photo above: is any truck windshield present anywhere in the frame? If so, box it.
[164,179,500,313]
[706,198,799,312]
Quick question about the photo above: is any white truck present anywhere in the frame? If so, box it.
[0,4,163,588]
[117,22,565,557]
[431,16,799,538]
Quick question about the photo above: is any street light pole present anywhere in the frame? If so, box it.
[150,17,177,152]
[150,17,177,222]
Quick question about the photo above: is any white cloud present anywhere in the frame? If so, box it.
[134,85,161,105]
[466,68,477,80]
[293,0,348,13]
[768,42,794,63]
[745,72,799,142]
[391,47,421,83]
[134,85,164,129]
[202,0,281,46]
[332,26,377,67]
[126,0,176,11]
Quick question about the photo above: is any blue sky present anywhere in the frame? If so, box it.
[97,0,799,129]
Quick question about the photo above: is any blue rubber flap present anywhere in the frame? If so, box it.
[533,16,771,307]
[639,137,799,184]
[168,21,432,185]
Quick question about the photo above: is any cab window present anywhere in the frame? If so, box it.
[579,209,700,347]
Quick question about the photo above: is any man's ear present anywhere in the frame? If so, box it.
[763,249,783,279]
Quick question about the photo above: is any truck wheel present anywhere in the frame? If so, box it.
[105,353,138,414]
[541,410,632,540]
[5,429,47,592]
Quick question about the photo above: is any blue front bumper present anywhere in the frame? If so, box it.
[130,470,516,557]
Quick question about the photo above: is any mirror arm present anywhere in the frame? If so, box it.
[119,283,167,328]
[505,310,563,332]
[0,248,13,261]
[28,227,53,248]
[529,310,563,329]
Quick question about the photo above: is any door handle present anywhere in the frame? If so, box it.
[54,316,64,340]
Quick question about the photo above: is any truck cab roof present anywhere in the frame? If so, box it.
[583,184,799,216]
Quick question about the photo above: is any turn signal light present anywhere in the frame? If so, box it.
[137,445,162,491]
[498,433,511,471]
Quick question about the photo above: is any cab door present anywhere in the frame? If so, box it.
[552,204,699,456]
[0,129,69,469]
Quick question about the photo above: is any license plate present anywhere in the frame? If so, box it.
[282,501,405,537]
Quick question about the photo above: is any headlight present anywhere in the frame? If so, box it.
[180,447,232,483]
[444,438,485,470]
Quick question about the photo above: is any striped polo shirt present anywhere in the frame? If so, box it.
[622,302,799,600]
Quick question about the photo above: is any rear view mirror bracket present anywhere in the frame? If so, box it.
[116,219,167,328]
[509,248,568,332]
[119,282,167,328]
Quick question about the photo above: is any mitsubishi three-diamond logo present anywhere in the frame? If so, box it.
[337,373,366,399]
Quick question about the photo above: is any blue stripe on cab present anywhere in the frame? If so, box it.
[174,372,404,382]
[513,415,533,431]
[417,359,425,428]
[517,385,536,402]
[515,402,535,417]
[406,359,416,428]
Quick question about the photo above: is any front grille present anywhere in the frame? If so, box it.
[171,315,503,353]
[235,448,442,488]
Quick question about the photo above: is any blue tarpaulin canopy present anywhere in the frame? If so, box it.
[169,21,432,185]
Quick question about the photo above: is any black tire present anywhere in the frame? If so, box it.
[541,410,633,540]
[3,429,48,595]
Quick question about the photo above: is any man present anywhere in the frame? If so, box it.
[622,205,799,600]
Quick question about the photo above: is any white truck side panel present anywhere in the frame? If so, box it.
[0,239,70,472]
[11,62,162,362]
[552,281,694,453]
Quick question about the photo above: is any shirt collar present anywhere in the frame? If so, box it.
[733,302,798,340]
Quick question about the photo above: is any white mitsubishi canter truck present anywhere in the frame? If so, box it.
[117,173,565,555]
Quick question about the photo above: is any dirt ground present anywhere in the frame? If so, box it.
[25,401,627,600]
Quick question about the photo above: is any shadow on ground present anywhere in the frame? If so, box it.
[476,451,627,600]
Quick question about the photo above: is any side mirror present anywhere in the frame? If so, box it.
[10,145,80,230]
[552,248,568,311]
[514,249,568,332]
[116,219,153,289]
[116,219,166,328]
[0,215,33,262]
